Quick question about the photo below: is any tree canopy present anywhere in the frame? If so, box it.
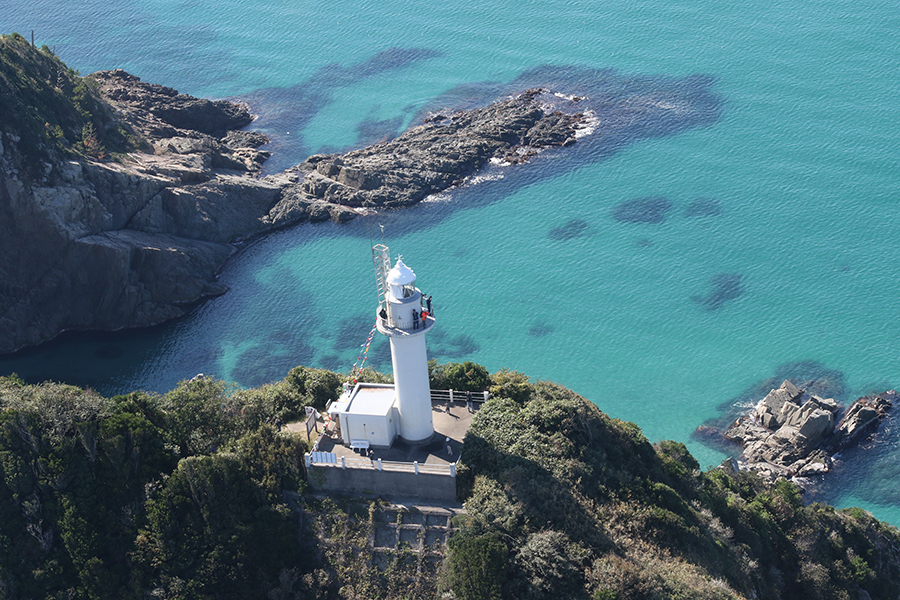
[1,363,899,599]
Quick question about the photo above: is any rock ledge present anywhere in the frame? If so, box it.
[721,380,896,484]
[1,74,590,353]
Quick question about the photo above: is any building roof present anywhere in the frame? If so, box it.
[345,383,397,416]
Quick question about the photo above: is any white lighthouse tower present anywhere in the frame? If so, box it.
[373,243,435,444]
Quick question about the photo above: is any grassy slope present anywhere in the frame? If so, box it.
[0,32,135,175]
[450,370,900,600]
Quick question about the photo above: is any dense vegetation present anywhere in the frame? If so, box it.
[450,371,900,600]
[0,367,342,599]
[0,33,139,173]
[1,363,899,599]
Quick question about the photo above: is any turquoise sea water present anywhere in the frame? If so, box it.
[3,0,900,523]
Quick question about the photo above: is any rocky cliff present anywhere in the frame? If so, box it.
[0,52,283,353]
[0,36,595,353]
[2,33,713,353]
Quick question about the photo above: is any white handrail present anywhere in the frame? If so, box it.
[306,454,456,476]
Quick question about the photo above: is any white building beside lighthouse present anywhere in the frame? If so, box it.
[328,243,435,448]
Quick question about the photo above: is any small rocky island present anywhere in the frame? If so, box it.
[710,380,896,484]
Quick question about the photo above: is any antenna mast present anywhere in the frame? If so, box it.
[372,237,393,324]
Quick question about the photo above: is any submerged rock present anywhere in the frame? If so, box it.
[612,196,672,224]
[684,197,721,218]
[527,321,555,337]
[691,273,743,311]
[548,218,589,240]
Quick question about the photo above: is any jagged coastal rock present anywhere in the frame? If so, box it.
[4,35,722,354]
[0,45,592,353]
[293,88,584,209]
[722,380,896,483]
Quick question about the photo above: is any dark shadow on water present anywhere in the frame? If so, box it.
[318,63,722,244]
[355,113,405,148]
[366,339,392,373]
[238,57,722,190]
[684,197,721,218]
[0,324,188,394]
[690,273,743,311]
[94,344,124,360]
[232,340,316,389]
[334,313,377,353]
[319,354,344,372]
[231,47,443,173]
[548,218,589,240]
[612,196,672,224]
[528,321,555,337]
[427,329,479,360]
[330,314,389,374]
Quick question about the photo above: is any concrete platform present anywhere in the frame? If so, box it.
[312,400,476,465]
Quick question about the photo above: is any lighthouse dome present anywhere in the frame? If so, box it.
[387,258,418,300]
[387,259,415,285]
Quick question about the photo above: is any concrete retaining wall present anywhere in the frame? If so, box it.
[307,465,457,503]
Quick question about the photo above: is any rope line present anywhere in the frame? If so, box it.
[348,322,378,385]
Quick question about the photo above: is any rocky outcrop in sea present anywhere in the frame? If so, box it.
[717,380,896,484]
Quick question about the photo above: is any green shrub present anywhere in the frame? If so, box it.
[285,366,343,409]
[160,376,235,457]
[488,368,533,404]
[441,533,508,600]
[354,366,393,384]
[513,530,586,598]
[429,361,491,391]
[135,453,300,599]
